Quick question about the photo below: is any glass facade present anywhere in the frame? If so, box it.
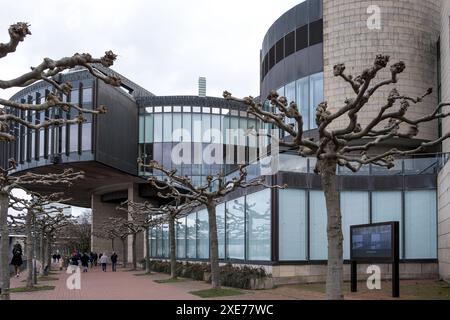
[138,103,262,185]
[279,189,437,261]
[150,189,272,261]
[279,189,307,261]
[5,79,95,171]
[151,187,437,262]
[274,72,324,131]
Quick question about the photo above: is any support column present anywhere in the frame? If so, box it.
[91,194,127,261]
[127,183,146,264]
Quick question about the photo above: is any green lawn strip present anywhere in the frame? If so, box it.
[154,278,187,284]
[9,285,55,293]
[189,288,245,298]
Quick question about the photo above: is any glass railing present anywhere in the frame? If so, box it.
[224,153,450,180]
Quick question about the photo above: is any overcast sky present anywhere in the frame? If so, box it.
[1,0,304,100]
[2,0,304,214]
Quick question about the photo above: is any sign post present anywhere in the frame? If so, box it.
[350,221,399,298]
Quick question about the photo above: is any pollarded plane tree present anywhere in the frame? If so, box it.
[9,192,69,288]
[117,200,178,274]
[139,160,285,289]
[59,211,92,254]
[108,216,143,271]
[121,199,199,278]
[224,54,450,299]
[0,22,120,299]
[0,159,83,299]
[34,203,73,273]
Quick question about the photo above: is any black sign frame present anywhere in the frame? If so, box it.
[349,221,399,298]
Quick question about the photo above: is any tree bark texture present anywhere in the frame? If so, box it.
[320,159,344,300]
[169,217,177,279]
[0,192,10,300]
[132,233,137,270]
[145,227,151,274]
[207,203,220,289]
[121,238,127,268]
[25,212,33,289]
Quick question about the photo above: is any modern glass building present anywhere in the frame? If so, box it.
[149,155,439,265]
[2,0,447,283]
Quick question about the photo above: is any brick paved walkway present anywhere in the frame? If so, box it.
[9,265,202,300]
[8,264,321,300]
[11,264,424,300]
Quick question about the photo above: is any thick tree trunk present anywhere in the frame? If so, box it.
[206,203,220,289]
[320,159,344,300]
[169,216,177,279]
[46,233,51,271]
[121,238,127,268]
[0,191,10,300]
[111,238,115,252]
[145,227,151,274]
[25,211,33,289]
[132,233,137,270]
[39,232,44,275]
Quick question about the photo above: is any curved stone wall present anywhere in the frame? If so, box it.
[323,0,441,141]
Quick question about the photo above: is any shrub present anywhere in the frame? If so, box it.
[219,263,269,289]
[147,260,270,289]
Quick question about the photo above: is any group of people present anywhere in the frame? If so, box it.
[51,253,62,263]
[69,251,118,272]
[9,242,121,278]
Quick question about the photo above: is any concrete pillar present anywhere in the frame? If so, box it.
[91,194,127,261]
[127,183,146,263]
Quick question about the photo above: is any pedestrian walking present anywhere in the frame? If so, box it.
[93,252,98,266]
[99,253,109,272]
[56,253,61,263]
[52,253,57,263]
[10,242,23,277]
[70,252,79,266]
[110,252,118,272]
[89,252,94,268]
[80,252,90,272]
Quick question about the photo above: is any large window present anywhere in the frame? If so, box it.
[154,114,163,142]
[173,113,182,142]
[163,113,172,142]
[150,228,156,257]
[162,224,169,258]
[274,72,323,131]
[69,123,78,153]
[309,190,327,260]
[81,123,91,151]
[226,196,245,260]
[197,209,209,259]
[246,189,271,261]
[216,203,226,259]
[405,190,437,259]
[176,217,186,259]
[156,227,162,257]
[279,189,307,260]
[82,87,92,104]
[145,115,153,143]
[372,191,403,258]
[309,72,323,129]
[186,212,196,259]
[341,191,369,259]
[296,77,309,130]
